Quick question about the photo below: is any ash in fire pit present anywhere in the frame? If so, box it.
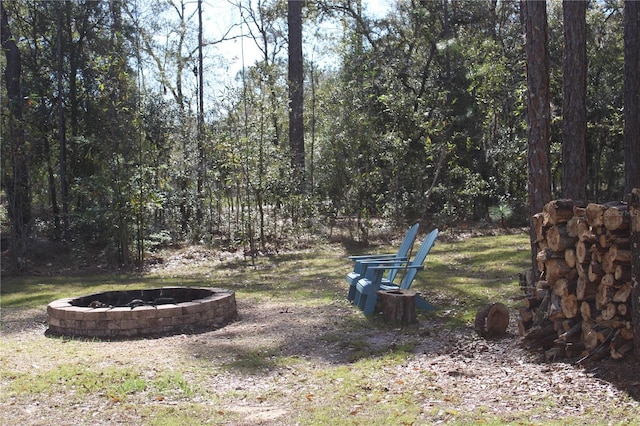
[71,288,213,308]
[47,287,236,339]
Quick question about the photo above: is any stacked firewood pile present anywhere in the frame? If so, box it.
[519,199,634,362]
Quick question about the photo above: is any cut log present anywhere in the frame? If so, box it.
[609,245,631,264]
[377,290,416,324]
[532,212,546,243]
[599,232,631,249]
[615,264,632,282]
[576,275,598,301]
[564,249,577,269]
[603,204,629,231]
[617,302,630,318]
[543,199,577,225]
[545,258,575,285]
[523,296,541,310]
[547,225,578,252]
[552,278,576,297]
[557,319,583,342]
[600,272,615,288]
[580,300,598,322]
[589,244,607,263]
[596,283,615,310]
[581,321,599,350]
[605,231,630,248]
[521,323,557,350]
[575,240,592,264]
[559,317,580,332]
[548,294,566,321]
[610,340,633,360]
[601,253,619,274]
[518,320,529,336]
[588,261,605,283]
[620,326,634,341]
[519,268,536,297]
[560,293,579,319]
[536,248,565,262]
[573,206,587,217]
[600,302,617,321]
[576,262,588,280]
[566,215,585,238]
[520,306,534,323]
[586,203,607,227]
[533,291,551,327]
[577,220,597,243]
[613,281,632,303]
[475,302,510,338]
[536,287,549,302]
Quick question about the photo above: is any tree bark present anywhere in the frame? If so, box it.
[523,0,552,278]
[1,2,31,269]
[287,0,304,191]
[627,189,640,358]
[561,1,587,200]
[624,1,640,193]
[57,3,70,242]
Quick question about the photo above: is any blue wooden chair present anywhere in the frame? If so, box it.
[346,223,419,302]
[353,228,439,315]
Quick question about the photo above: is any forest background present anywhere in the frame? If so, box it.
[0,0,632,271]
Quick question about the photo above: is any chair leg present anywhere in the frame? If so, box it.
[416,294,435,311]
[356,293,367,311]
[347,282,357,302]
[362,291,378,315]
[354,279,370,309]
[353,286,364,308]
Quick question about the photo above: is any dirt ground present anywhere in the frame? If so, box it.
[2,237,640,424]
[2,293,640,424]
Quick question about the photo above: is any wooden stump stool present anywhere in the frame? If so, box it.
[377,289,417,324]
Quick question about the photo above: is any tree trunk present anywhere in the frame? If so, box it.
[561,1,587,200]
[1,2,31,270]
[523,0,552,278]
[627,189,640,358]
[624,1,640,193]
[287,0,304,191]
[57,3,70,242]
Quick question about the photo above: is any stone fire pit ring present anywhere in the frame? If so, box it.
[47,287,237,339]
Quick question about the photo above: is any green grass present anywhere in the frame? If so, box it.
[4,231,638,425]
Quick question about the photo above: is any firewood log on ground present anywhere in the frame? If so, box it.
[475,302,510,339]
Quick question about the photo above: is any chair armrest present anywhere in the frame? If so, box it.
[362,264,424,281]
[349,253,403,261]
[369,264,424,271]
[352,256,409,274]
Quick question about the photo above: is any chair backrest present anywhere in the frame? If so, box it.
[387,223,419,283]
[398,228,439,289]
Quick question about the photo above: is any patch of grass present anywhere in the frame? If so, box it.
[6,363,146,400]
[412,233,531,324]
[12,231,633,425]
[0,274,211,308]
[139,403,226,426]
[149,371,195,399]
[223,348,282,372]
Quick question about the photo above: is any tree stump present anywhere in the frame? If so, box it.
[377,289,416,324]
[475,303,510,338]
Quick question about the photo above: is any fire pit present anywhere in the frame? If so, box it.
[47,287,236,338]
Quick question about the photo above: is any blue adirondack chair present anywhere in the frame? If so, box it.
[353,228,439,315]
[346,223,419,302]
